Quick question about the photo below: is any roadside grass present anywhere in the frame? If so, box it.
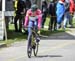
[73,17,75,27]
[0,24,27,45]
[45,17,50,26]
[40,28,66,36]
[0,17,73,45]
[6,24,27,45]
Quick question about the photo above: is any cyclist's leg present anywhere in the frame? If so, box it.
[34,20,40,43]
[28,21,33,47]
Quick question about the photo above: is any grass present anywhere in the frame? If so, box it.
[6,24,27,45]
[73,17,75,27]
[1,17,73,45]
[45,17,50,26]
[0,24,27,45]
[40,28,66,36]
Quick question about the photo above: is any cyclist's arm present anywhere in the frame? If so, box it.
[37,9,42,30]
[24,10,30,27]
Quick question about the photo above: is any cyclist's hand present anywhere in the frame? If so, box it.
[24,26,28,30]
[23,25,27,30]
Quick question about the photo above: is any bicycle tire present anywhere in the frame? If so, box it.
[27,35,32,58]
[33,42,39,56]
[27,46,32,58]
[32,32,39,56]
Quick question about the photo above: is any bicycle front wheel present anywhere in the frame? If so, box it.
[27,46,32,58]
[27,35,32,58]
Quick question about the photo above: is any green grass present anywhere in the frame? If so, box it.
[73,18,75,27]
[0,41,5,43]
[0,24,27,45]
[45,17,75,27]
[44,17,50,26]
[5,23,65,45]
[40,28,66,36]
[0,17,71,45]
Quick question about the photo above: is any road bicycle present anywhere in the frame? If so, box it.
[27,27,40,58]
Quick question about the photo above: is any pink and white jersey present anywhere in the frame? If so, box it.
[24,9,42,30]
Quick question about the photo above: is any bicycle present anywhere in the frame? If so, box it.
[27,27,40,58]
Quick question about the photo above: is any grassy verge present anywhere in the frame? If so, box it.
[73,17,75,27]
[0,24,27,45]
[45,17,50,26]
[0,17,72,45]
[40,28,66,36]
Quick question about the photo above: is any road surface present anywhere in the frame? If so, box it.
[0,29,75,61]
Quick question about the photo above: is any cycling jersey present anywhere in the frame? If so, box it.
[29,16,38,21]
[24,9,42,30]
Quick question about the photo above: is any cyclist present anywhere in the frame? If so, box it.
[24,4,42,43]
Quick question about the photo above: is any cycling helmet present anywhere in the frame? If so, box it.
[31,4,38,12]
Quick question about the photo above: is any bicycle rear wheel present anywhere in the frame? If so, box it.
[33,42,39,56]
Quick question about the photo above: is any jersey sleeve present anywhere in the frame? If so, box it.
[37,9,42,30]
[24,10,30,27]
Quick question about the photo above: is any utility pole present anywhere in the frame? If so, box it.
[2,0,7,40]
